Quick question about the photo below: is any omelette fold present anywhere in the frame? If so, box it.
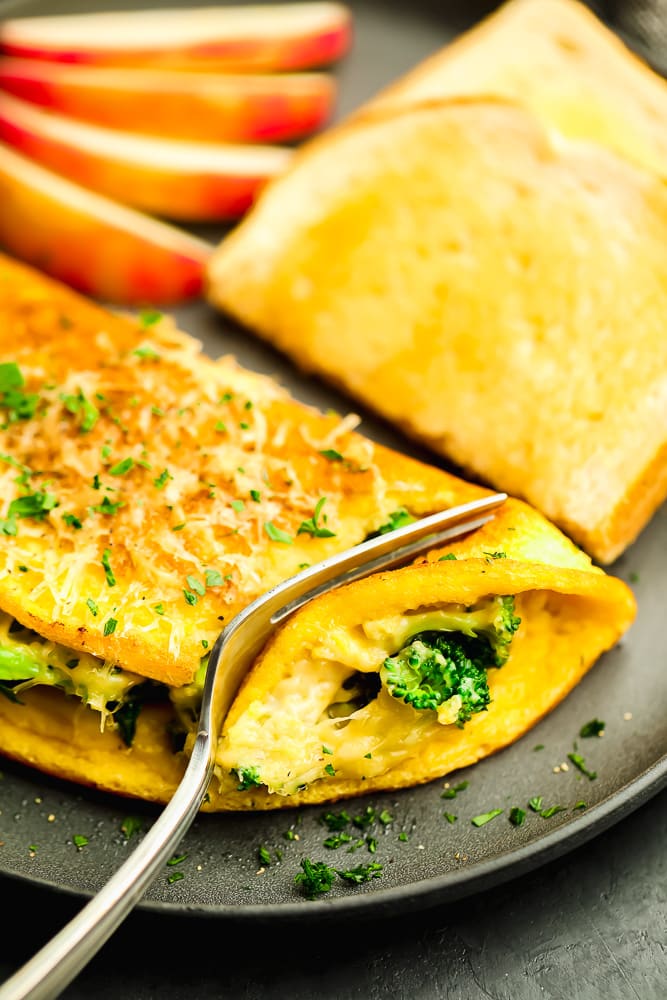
[0,254,636,810]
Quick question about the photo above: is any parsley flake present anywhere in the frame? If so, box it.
[101,548,116,587]
[579,718,606,738]
[297,497,336,538]
[109,457,134,476]
[567,752,597,780]
[264,521,293,544]
[471,809,503,827]
[509,807,526,826]
[61,389,99,433]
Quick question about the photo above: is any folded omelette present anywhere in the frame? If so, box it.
[206,1,667,567]
[0,254,636,810]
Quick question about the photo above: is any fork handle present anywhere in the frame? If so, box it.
[0,720,216,1000]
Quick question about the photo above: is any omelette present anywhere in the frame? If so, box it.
[0,254,636,810]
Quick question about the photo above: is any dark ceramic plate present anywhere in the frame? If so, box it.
[0,0,665,924]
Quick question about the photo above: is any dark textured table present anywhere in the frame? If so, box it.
[1,788,665,998]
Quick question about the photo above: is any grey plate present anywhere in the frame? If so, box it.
[0,0,665,923]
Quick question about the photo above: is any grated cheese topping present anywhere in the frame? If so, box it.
[0,255,462,687]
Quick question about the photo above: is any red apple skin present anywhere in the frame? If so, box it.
[0,97,292,221]
[0,59,337,143]
[0,6,353,72]
[0,144,211,305]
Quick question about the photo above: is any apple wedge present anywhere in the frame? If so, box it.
[0,143,211,305]
[0,94,293,221]
[0,58,337,143]
[0,3,353,73]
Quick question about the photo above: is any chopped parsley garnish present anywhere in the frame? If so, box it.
[204,569,223,587]
[62,513,83,530]
[109,457,134,476]
[183,589,198,606]
[528,796,544,813]
[230,499,245,513]
[167,871,184,885]
[509,807,526,826]
[264,521,293,544]
[443,812,457,824]
[483,550,507,560]
[185,575,206,597]
[441,780,469,800]
[167,853,187,867]
[249,489,261,502]
[323,832,353,849]
[567,752,597,780]
[150,469,172,492]
[471,809,503,827]
[103,618,118,636]
[539,804,567,819]
[101,548,116,587]
[579,718,605,738]
[257,845,272,866]
[61,389,99,433]
[8,490,58,521]
[337,862,383,885]
[371,508,415,536]
[86,598,99,617]
[154,603,165,615]
[324,763,336,777]
[90,496,124,516]
[572,801,587,811]
[438,553,458,561]
[139,309,163,327]
[133,343,160,360]
[298,497,336,538]
[294,859,337,899]
[319,449,344,462]
[72,834,89,849]
[320,810,351,832]
[0,363,40,423]
[120,816,142,839]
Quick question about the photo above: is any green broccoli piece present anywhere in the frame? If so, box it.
[380,596,520,725]
[234,765,263,791]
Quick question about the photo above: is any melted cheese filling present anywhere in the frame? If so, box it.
[217,598,517,796]
[0,610,145,727]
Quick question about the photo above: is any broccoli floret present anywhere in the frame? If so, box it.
[380,596,521,726]
[234,765,263,791]
[482,594,522,666]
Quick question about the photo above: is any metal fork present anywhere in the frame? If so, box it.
[0,491,506,1000]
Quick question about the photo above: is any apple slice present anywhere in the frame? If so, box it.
[0,3,353,73]
[0,58,337,143]
[0,143,212,305]
[0,94,293,221]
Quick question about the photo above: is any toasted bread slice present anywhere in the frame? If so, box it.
[372,0,667,178]
[206,96,667,565]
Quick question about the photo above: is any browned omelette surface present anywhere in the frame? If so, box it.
[0,252,483,687]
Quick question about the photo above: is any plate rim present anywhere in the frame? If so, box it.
[2,752,665,922]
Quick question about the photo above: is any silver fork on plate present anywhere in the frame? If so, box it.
[0,491,506,1000]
